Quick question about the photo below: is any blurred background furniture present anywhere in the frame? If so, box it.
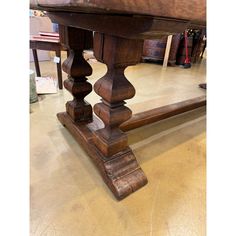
[142,29,206,66]
[30,16,52,62]
[30,33,68,89]
[143,34,181,66]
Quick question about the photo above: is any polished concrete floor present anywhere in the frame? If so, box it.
[30,52,206,236]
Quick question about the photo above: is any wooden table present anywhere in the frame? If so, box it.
[30,0,206,200]
[30,37,67,89]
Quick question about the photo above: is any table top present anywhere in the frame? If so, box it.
[30,0,206,24]
[30,0,206,39]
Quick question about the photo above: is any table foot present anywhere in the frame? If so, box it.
[57,112,147,200]
[199,83,207,89]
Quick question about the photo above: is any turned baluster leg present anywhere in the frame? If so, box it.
[93,33,148,199]
[59,26,93,122]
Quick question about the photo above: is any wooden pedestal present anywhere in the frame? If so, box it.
[57,26,148,200]
[43,12,206,200]
[58,112,147,199]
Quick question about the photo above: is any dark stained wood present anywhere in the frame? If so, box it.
[142,34,181,65]
[121,96,206,131]
[30,2,206,200]
[32,49,41,77]
[61,26,93,122]
[191,29,206,63]
[57,112,147,200]
[143,38,167,61]
[56,95,206,199]
[92,32,142,157]
[57,30,148,199]
[48,12,191,40]
[30,0,206,25]
[91,32,148,197]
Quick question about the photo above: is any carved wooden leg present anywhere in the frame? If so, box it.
[57,28,147,200]
[92,33,148,199]
[58,26,93,122]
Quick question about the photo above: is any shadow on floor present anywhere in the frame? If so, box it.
[128,107,206,164]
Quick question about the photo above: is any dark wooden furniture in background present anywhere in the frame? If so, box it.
[143,29,206,66]
[30,36,68,89]
[30,0,206,200]
[191,29,206,63]
[142,34,181,65]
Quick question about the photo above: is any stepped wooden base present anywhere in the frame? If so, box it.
[34,0,206,201]
[57,96,206,199]
[57,112,148,200]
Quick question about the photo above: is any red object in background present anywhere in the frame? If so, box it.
[184,30,191,68]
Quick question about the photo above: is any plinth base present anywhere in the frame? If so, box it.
[57,112,148,200]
